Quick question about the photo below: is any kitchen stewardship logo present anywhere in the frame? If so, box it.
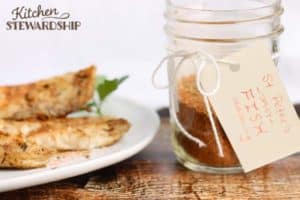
[6,5,81,31]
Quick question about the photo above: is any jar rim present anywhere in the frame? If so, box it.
[165,7,283,25]
[165,25,284,43]
[167,0,281,13]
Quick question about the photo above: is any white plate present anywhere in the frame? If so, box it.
[0,95,160,192]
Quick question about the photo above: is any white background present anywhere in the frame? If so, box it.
[0,0,299,109]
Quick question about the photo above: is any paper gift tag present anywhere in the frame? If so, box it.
[208,41,300,172]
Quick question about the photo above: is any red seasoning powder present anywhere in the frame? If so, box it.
[175,75,240,167]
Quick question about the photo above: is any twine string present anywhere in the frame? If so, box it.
[152,51,224,157]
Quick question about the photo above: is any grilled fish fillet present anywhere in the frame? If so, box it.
[0,66,96,120]
[0,117,130,168]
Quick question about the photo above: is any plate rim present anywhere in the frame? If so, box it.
[0,95,160,193]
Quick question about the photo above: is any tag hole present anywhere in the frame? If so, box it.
[230,64,240,72]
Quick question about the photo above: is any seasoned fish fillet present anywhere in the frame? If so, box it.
[0,117,130,168]
[0,66,96,120]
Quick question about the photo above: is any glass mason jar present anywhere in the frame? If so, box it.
[165,0,283,174]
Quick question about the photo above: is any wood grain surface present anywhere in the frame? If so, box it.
[1,114,300,200]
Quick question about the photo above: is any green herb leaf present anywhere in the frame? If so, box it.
[95,75,106,88]
[118,75,129,85]
[86,102,97,107]
[97,75,129,102]
[72,75,128,117]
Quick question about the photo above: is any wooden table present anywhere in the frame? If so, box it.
[2,109,300,200]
